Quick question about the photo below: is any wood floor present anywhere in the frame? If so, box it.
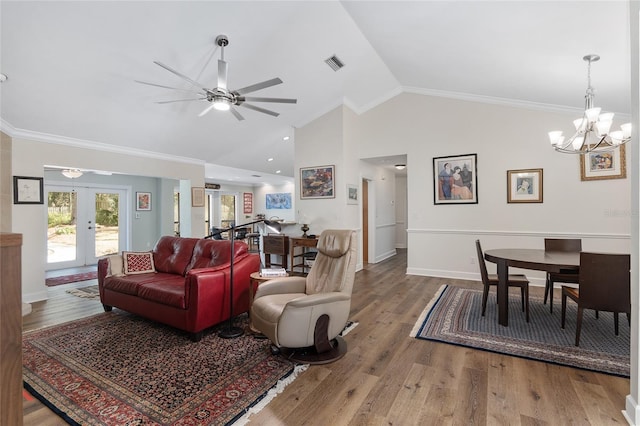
[23,250,630,425]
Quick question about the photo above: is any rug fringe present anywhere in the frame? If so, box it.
[410,284,447,337]
[231,364,309,425]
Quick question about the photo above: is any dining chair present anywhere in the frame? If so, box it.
[475,240,530,322]
[544,238,581,314]
[561,252,630,346]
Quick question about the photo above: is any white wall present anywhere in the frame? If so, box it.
[12,137,205,302]
[352,92,631,285]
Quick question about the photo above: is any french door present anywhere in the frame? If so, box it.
[46,185,128,269]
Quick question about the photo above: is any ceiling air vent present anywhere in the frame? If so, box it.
[325,55,344,72]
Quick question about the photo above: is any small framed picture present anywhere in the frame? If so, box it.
[191,187,205,207]
[13,176,44,204]
[300,165,335,199]
[433,154,478,205]
[136,192,151,211]
[266,193,292,209]
[243,192,253,214]
[347,184,358,205]
[507,168,543,203]
[580,145,626,181]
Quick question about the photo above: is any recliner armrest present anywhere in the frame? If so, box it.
[254,276,306,298]
[286,292,350,308]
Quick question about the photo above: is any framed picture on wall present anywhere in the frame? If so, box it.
[243,192,253,214]
[432,154,477,205]
[347,184,358,205]
[13,176,44,204]
[300,165,335,199]
[266,193,292,209]
[191,187,205,207]
[507,168,543,203]
[580,145,626,181]
[136,192,151,211]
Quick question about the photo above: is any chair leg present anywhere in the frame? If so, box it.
[595,310,599,319]
[520,287,525,312]
[548,280,554,314]
[561,292,567,328]
[524,286,530,323]
[614,312,619,336]
[628,312,631,326]
[481,284,490,316]
[575,306,584,347]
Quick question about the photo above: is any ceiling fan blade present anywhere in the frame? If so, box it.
[234,78,282,96]
[239,103,280,117]
[239,96,297,104]
[218,59,228,90]
[135,80,203,94]
[156,98,205,104]
[153,61,208,90]
[198,103,217,117]
[230,107,245,121]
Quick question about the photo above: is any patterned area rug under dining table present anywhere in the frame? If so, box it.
[23,311,302,425]
[411,285,629,377]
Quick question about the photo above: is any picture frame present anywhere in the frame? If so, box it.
[243,192,253,214]
[191,187,205,207]
[507,168,543,203]
[13,176,44,204]
[136,192,151,211]
[433,154,478,205]
[580,145,626,181]
[266,193,292,209]
[300,165,335,199]
[347,184,358,205]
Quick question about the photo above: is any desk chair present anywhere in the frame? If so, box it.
[476,240,530,322]
[561,252,630,346]
[544,238,581,314]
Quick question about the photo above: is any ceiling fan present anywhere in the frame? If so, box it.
[136,34,297,121]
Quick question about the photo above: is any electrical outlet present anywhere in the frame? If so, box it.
[135,213,140,219]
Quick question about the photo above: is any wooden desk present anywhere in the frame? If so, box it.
[484,249,579,327]
[289,237,318,275]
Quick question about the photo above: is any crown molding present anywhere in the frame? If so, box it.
[0,118,205,166]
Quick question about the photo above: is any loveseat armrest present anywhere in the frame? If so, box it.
[254,276,307,299]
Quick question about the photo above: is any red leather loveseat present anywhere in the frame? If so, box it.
[97,236,260,341]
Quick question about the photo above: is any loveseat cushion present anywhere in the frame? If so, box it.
[153,236,199,275]
[137,277,188,309]
[102,272,170,295]
[187,239,248,270]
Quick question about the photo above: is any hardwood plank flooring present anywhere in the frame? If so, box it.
[23,250,629,425]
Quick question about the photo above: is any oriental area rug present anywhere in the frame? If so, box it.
[65,285,100,300]
[23,312,304,425]
[411,285,630,377]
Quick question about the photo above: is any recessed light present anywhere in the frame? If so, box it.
[275,170,281,174]
[283,136,290,141]
[267,158,274,162]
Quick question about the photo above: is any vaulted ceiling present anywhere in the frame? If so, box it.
[0,1,631,184]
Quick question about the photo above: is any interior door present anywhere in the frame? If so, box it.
[46,186,126,269]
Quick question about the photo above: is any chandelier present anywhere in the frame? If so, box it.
[548,54,631,154]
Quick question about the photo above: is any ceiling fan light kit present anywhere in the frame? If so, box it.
[548,54,631,154]
[138,34,297,121]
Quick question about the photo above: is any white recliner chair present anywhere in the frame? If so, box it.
[250,229,357,363]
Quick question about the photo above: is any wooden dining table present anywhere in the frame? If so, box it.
[484,249,580,326]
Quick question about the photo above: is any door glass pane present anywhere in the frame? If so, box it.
[47,191,77,263]
[94,192,119,258]
[220,194,236,238]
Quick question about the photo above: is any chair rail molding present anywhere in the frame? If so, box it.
[408,228,630,240]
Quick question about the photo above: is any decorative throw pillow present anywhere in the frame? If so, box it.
[106,255,125,277]
[123,251,156,275]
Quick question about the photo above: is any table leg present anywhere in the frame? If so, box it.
[497,259,509,326]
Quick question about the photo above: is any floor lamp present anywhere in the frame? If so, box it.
[206,219,282,339]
